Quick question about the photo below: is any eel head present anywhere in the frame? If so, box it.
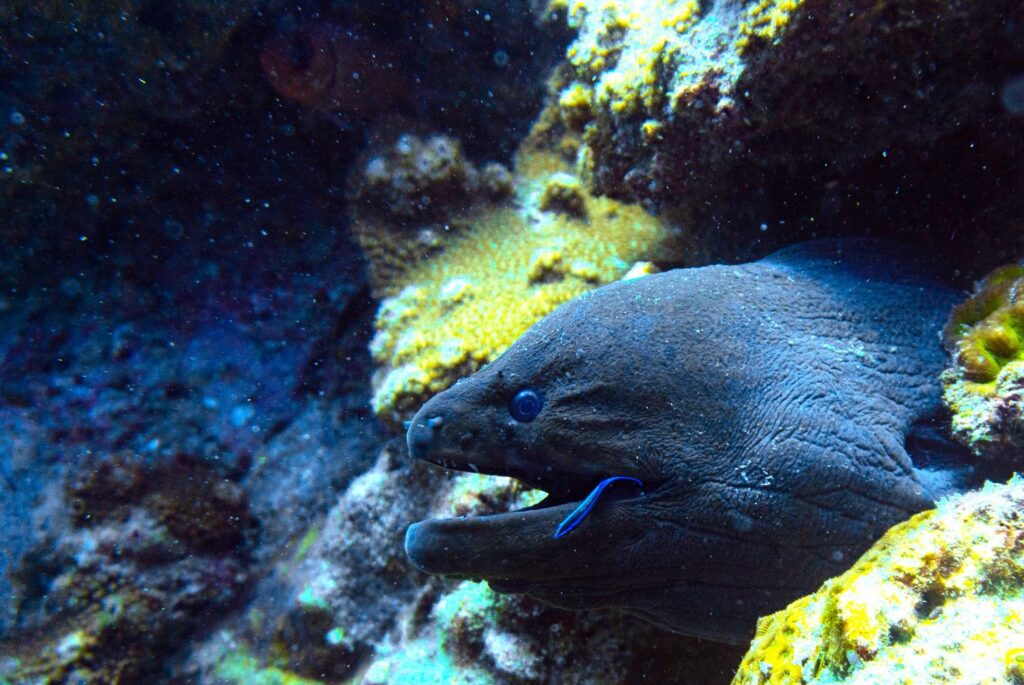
[402,243,976,642]
[402,282,801,643]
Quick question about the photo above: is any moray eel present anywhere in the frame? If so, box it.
[404,239,980,643]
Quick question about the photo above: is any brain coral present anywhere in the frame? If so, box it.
[366,136,687,423]
[731,477,1024,685]
[941,265,1024,459]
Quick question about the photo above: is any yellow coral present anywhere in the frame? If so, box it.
[549,0,705,119]
[348,134,514,293]
[1007,648,1024,683]
[737,0,804,51]
[945,266,1024,387]
[732,478,1024,685]
[368,143,686,422]
[941,264,1024,458]
[547,0,806,140]
[557,83,595,128]
[640,119,663,142]
[538,172,587,217]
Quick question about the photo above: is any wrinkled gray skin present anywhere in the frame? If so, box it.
[405,239,971,643]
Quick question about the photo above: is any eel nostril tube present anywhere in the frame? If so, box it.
[406,414,442,460]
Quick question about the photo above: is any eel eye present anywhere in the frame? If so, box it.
[509,388,543,422]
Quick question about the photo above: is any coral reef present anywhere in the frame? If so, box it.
[190,446,445,683]
[2,0,1022,681]
[210,644,325,685]
[365,134,689,422]
[549,0,739,128]
[0,233,360,475]
[0,456,253,683]
[942,264,1024,459]
[363,581,683,685]
[731,477,1024,685]
[0,181,382,676]
[0,410,53,634]
[541,0,1024,263]
[348,133,515,291]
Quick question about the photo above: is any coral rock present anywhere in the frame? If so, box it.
[255,446,441,682]
[541,0,1024,261]
[942,264,1024,459]
[359,471,740,685]
[731,477,1024,685]
[0,455,252,683]
[348,133,515,292]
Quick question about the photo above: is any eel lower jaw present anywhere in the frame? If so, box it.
[404,501,579,576]
[404,481,649,579]
[405,449,651,578]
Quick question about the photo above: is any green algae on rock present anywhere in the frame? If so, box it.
[194,448,738,685]
[212,647,325,685]
[362,579,741,684]
[251,446,442,683]
[731,477,1024,685]
[942,264,1024,460]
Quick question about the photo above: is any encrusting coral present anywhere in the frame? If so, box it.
[941,264,1024,459]
[548,0,752,123]
[731,477,1024,685]
[539,0,812,204]
[348,133,515,293]
[0,454,253,683]
[363,132,688,423]
[539,0,1024,261]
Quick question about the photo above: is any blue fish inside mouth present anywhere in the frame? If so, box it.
[413,451,647,538]
[552,476,645,538]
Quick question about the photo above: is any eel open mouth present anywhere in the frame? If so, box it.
[404,415,647,578]
[420,450,623,514]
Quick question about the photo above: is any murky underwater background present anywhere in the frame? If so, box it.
[1,0,1023,683]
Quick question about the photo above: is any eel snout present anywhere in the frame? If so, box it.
[404,396,651,580]
[406,395,620,498]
